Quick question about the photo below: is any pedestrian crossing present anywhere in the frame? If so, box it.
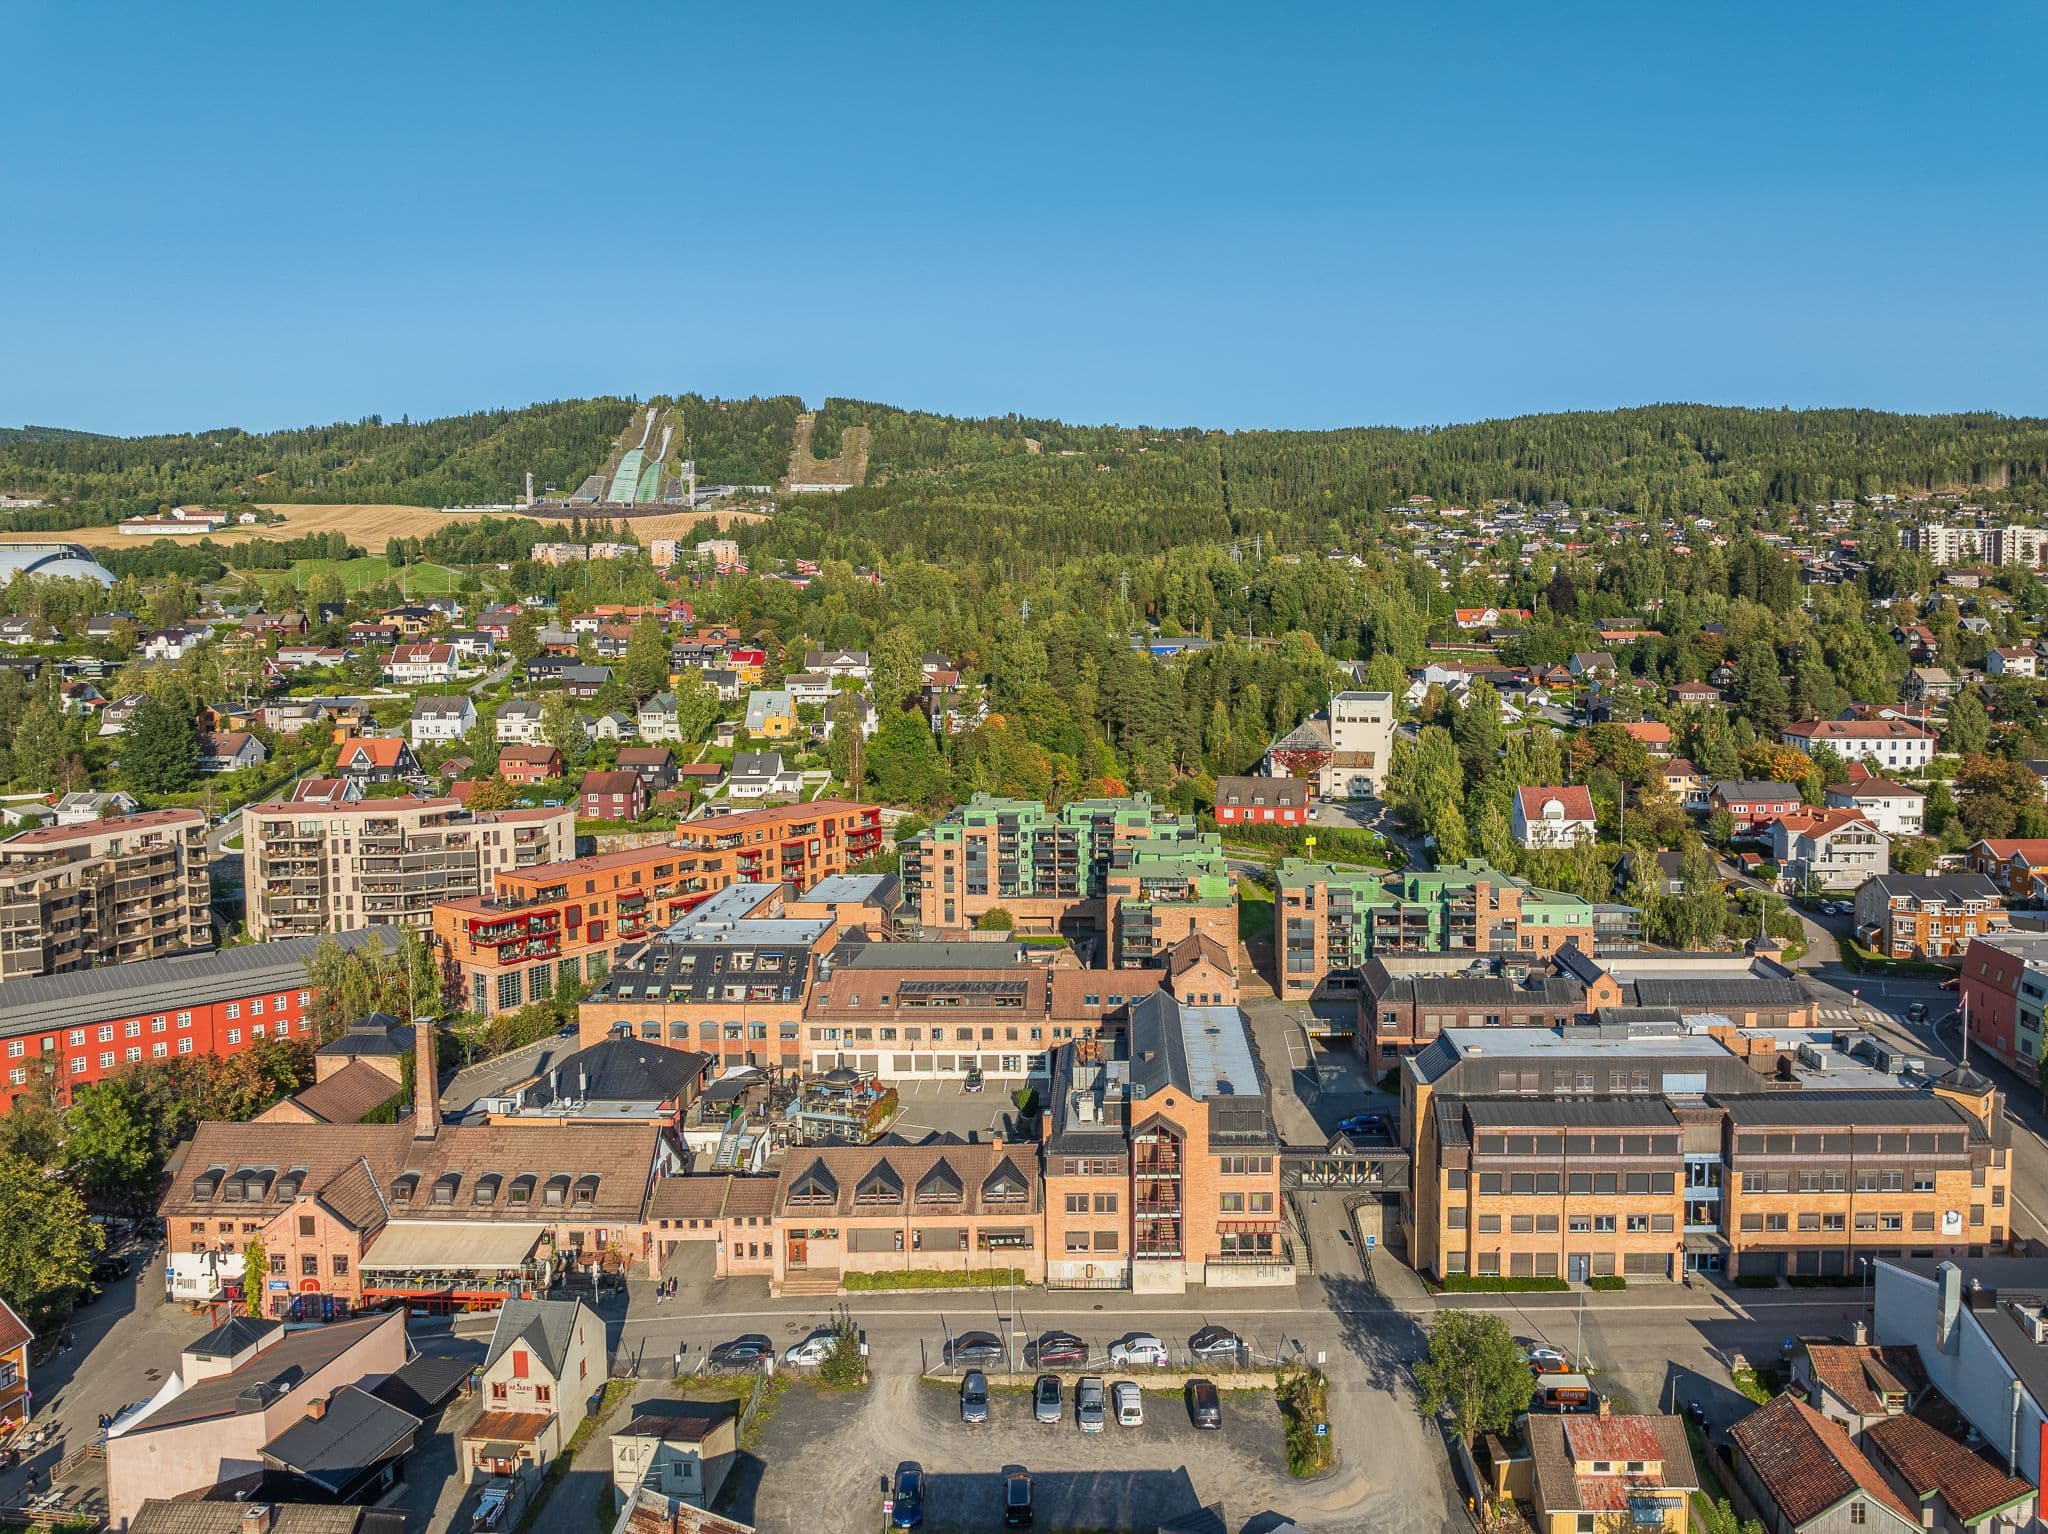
[1819,1006,1871,1024]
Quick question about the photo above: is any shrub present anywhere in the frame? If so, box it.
[1435,1275,1570,1294]
[1586,1275,1627,1291]
[1733,1274,1780,1289]
[842,1267,1025,1292]
[1276,1363,1333,1477]
[817,1327,867,1389]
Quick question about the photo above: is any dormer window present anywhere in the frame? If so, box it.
[507,1174,535,1207]
[788,1163,838,1206]
[916,1160,963,1205]
[391,1174,419,1204]
[572,1174,600,1207]
[192,1166,225,1201]
[432,1172,461,1205]
[981,1157,1029,1204]
[473,1173,501,1207]
[855,1161,903,1205]
[543,1173,570,1207]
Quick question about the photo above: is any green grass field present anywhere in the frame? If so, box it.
[269,556,464,597]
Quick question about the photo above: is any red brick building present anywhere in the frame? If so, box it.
[0,927,398,1110]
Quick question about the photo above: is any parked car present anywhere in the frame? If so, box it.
[708,1334,773,1368]
[1113,1380,1144,1426]
[1003,1466,1034,1528]
[964,1067,984,1093]
[783,1328,838,1366]
[944,1331,1005,1367]
[1336,1113,1384,1137]
[1188,1325,1242,1362]
[1034,1374,1063,1424]
[1526,1346,1570,1374]
[1188,1378,1222,1429]
[1108,1333,1167,1368]
[961,1370,990,1424]
[90,1257,131,1285]
[1076,1376,1106,1432]
[890,1462,924,1528]
[1028,1331,1088,1367]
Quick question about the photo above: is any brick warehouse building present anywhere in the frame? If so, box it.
[0,928,397,1110]
[435,800,884,1016]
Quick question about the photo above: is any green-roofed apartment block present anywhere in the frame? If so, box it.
[902,793,1238,967]
[1276,857,1636,1000]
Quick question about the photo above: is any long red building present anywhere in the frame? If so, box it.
[0,927,398,1109]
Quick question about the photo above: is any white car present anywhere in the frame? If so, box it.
[782,1328,839,1366]
[1113,1380,1144,1426]
[1108,1333,1168,1368]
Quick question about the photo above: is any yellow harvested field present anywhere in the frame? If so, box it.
[0,501,770,549]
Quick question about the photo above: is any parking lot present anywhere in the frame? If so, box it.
[732,1369,1294,1533]
[882,1076,1029,1143]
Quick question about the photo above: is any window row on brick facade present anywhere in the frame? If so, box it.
[1451,1169,1679,1195]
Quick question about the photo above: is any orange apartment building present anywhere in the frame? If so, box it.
[1041,988,1287,1293]
[435,800,884,1016]
[1403,1021,2013,1284]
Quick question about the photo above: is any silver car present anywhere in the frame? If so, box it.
[1076,1375,1106,1432]
[1033,1373,1062,1424]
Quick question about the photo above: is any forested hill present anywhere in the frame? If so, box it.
[10,397,2048,553]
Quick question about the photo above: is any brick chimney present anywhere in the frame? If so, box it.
[304,1394,328,1421]
[412,1016,440,1140]
[241,1506,276,1534]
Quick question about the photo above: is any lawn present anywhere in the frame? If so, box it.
[1238,878,1275,942]
[271,555,464,597]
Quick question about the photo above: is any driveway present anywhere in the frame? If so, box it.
[0,1244,196,1510]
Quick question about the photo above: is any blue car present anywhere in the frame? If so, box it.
[1337,1114,1384,1137]
[891,1461,924,1528]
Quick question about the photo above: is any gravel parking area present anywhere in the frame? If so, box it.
[731,1371,1296,1533]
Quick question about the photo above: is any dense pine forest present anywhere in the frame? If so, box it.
[9,400,2048,547]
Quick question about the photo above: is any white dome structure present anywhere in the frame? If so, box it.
[0,542,116,586]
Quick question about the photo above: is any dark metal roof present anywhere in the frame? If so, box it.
[1719,1092,1977,1128]
[185,1315,279,1359]
[136,1314,398,1432]
[522,1039,711,1106]
[484,1297,590,1379]
[1393,974,1585,1008]
[312,1012,416,1058]
[0,928,399,1038]
[1460,1098,1680,1130]
[367,1351,474,1418]
[260,1385,419,1493]
[1623,977,1811,1009]
[1863,873,2001,904]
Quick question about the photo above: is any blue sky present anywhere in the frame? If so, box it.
[7,1,2045,436]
